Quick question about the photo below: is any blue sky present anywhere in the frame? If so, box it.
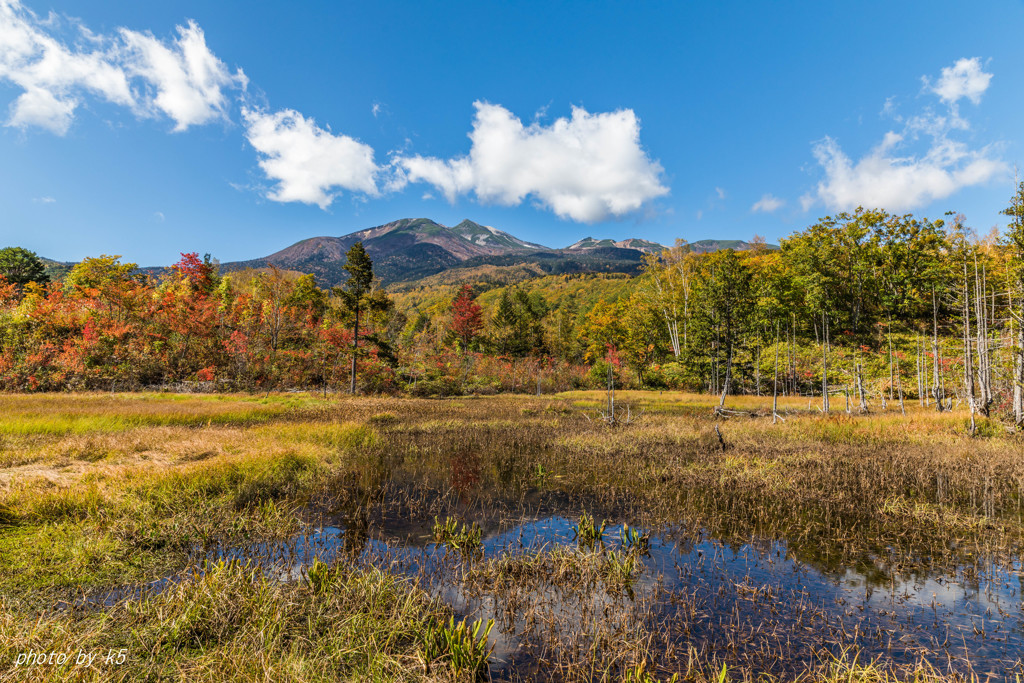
[2,0,1023,265]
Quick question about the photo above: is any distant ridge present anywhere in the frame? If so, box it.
[566,237,666,253]
[689,239,777,253]
[215,220,779,286]
[36,218,777,287]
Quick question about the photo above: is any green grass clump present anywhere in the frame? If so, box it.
[268,422,379,452]
[422,616,494,680]
[573,512,607,550]
[0,522,160,591]
[0,450,326,594]
[432,516,483,555]
[620,523,651,555]
[0,559,482,682]
[367,411,399,426]
[600,549,640,591]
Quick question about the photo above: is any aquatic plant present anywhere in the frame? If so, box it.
[431,516,483,555]
[620,523,651,556]
[600,549,639,590]
[421,616,494,680]
[573,511,607,550]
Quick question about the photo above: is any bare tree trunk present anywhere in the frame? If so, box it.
[788,318,796,396]
[652,272,681,358]
[888,315,905,415]
[974,255,992,416]
[921,335,929,405]
[821,312,830,413]
[773,322,780,424]
[1015,304,1024,428]
[896,357,905,415]
[963,260,976,434]
[350,305,360,394]
[755,340,762,397]
[856,360,868,412]
[713,322,721,396]
[932,288,943,412]
[608,362,615,418]
[1010,284,1023,427]
[888,324,895,403]
[719,342,733,408]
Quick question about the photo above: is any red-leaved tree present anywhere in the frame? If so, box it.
[450,284,483,350]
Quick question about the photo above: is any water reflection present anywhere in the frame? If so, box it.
[200,513,1024,678]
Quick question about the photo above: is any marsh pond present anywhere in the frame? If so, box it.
[2,392,1023,681]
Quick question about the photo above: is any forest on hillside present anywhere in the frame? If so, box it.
[2,183,1024,426]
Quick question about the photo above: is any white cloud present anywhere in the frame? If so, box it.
[0,2,244,133]
[32,195,55,203]
[807,58,1004,213]
[0,6,672,223]
[880,96,897,118]
[120,21,246,131]
[715,186,726,200]
[242,107,380,209]
[397,101,668,222]
[926,57,992,105]
[9,86,75,133]
[809,134,1004,213]
[751,193,785,213]
[0,0,133,134]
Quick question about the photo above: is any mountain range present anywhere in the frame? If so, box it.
[218,218,775,287]
[32,217,774,287]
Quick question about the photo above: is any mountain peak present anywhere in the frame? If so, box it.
[566,237,664,253]
[448,220,548,252]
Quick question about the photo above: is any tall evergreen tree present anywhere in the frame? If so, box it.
[492,288,521,355]
[335,242,391,394]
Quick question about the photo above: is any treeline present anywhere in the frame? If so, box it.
[0,248,591,394]
[400,183,1024,426]
[4,183,1024,418]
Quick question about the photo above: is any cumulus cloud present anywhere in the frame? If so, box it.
[751,193,784,213]
[396,102,668,222]
[810,134,1004,213]
[120,21,246,131]
[242,107,381,209]
[0,1,244,133]
[9,86,74,132]
[806,58,1004,213]
[926,57,992,105]
[0,0,133,133]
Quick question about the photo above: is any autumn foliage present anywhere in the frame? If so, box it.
[0,254,398,392]
[449,284,483,349]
